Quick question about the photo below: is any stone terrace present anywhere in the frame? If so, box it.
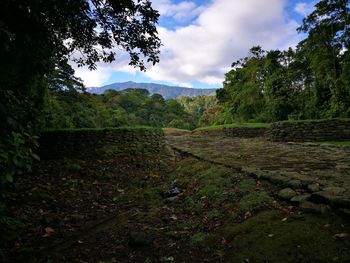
[166,131,350,212]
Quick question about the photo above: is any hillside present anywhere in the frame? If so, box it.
[87,81,218,99]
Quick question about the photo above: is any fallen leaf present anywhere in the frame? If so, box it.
[161,256,174,262]
[244,211,252,219]
[333,233,349,239]
[42,227,55,237]
[282,217,288,222]
[214,250,225,257]
[221,237,227,245]
[170,215,178,220]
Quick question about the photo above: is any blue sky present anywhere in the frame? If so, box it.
[75,0,317,89]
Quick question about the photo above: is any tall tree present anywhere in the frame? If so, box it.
[218,46,266,121]
[0,0,161,182]
[298,0,350,117]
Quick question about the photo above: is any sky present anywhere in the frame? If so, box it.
[74,0,317,89]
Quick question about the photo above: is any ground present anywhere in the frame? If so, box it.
[2,129,350,262]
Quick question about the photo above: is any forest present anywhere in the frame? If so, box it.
[43,88,217,131]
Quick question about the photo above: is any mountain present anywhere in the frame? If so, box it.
[87,81,218,99]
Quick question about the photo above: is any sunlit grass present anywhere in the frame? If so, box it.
[194,123,271,132]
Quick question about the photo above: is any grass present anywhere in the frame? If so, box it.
[194,122,271,132]
[276,117,350,125]
[238,191,272,211]
[220,210,350,262]
[195,167,231,200]
[162,127,191,136]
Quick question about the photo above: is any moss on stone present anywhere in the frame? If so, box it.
[238,191,272,211]
[221,210,350,262]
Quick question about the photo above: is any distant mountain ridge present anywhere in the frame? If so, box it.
[87,81,218,99]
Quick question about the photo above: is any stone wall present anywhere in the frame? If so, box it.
[223,127,267,138]
[39,127,167,160]
[268,119,350,142]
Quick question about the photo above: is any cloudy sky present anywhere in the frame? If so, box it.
[74,0,317,89]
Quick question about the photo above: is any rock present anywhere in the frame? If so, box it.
[299,201,331,214]
[290,194,311,204]
[287,179,303,189]
[311,191,338,204]
[166,196,179,203]
[267,174,290,185]
[335,164,350,170]
[307,183,320,193]
[278,188,297,200]
[322,187,346,195]
[311,191,350,208]
[337,209,350,218]
[164,186,182,198]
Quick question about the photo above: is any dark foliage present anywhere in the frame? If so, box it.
[0,0,161,183]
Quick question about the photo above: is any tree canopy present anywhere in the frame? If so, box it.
[0,0,161,182]
[218,0,350,123]
[42,88,196,130]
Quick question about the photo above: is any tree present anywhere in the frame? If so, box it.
[218,47,266,122]
[298,0,350,117]
[0,0,161,182]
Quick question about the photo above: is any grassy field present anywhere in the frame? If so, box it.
[194,122,271,132]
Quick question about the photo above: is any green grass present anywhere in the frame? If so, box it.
[238,191,272,211]
[221,211,350,262]
[194,122,271,132]
[276,117,350,125]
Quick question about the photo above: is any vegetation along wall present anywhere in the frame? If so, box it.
[268,119,350,142]
[39,127,167,160]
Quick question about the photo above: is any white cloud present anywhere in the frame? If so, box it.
[72,50,138,87]
[144,0,303,86]
[152,0,204,22]
[74,67,112,87]
[74,0,304,87]
[294,2,315,17]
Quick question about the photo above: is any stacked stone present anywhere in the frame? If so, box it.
[268,118,350,142]
[39,128,166,160]
[223,127,267,138]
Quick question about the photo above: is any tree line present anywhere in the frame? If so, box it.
[217,0,350,123]
[43,86,222,130]
[43,88,196,130]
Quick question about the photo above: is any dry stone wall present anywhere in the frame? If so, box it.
[39,127,167,160]
[223,127,267,138]
[268,119,350,142]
